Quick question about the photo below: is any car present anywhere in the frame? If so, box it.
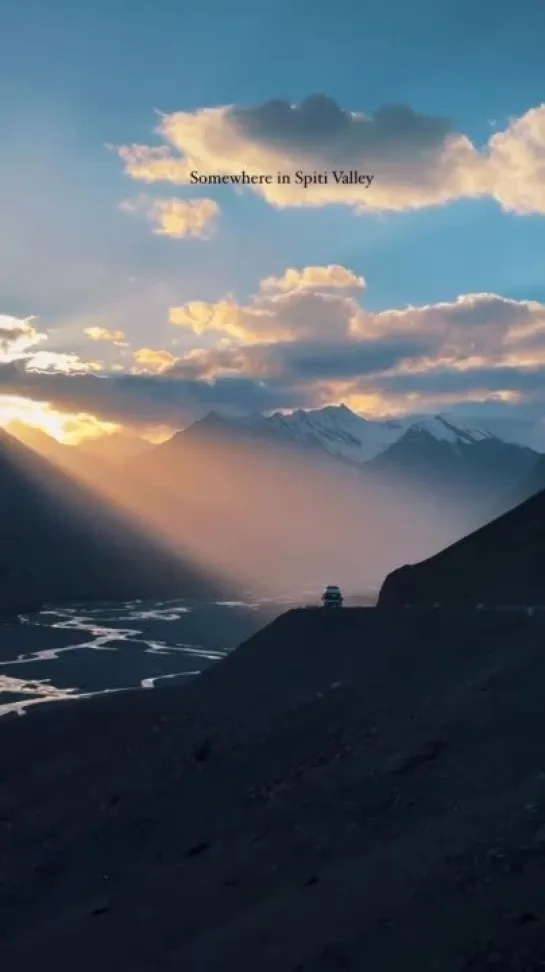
[321,585,343,608]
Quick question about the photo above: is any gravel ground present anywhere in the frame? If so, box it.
[3,607,545,970]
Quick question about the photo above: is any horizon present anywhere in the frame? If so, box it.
[5,401,545,450]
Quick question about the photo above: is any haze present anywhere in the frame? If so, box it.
[4,418,483,596]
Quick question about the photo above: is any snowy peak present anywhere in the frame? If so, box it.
[406,415,494,447]
[260,405,405,463]
[181,404,544,466]
[255,406,507,462]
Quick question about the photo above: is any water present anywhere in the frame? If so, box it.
[0,595,304,717]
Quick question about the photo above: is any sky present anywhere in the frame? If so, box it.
[1,0,545,443]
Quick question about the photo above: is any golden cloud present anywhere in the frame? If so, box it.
[166,269,545,384]
[169,265,367,345]
[169,299,295,344]
[0,395,120,444]
[84,326,127,344]
[259,265,366,293]
[3,268,545,431]
[114,96,545,214]
[119,195,219,238]
[132,347,179,373]
[339,387,522,418]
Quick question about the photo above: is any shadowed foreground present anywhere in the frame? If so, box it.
[379,485,545,608]
[3,607,545,969]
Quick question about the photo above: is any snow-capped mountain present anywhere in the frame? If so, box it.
[138,404,544,591]
[174,404,543,514]
[367,419,538,499]
[433,413,545,453]
[197,405,545,465]
[235,404,407,463]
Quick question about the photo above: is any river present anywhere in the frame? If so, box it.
[0,595,305,717]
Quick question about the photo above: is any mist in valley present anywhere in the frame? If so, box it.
[8,423,490,597]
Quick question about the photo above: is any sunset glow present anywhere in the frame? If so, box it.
[0,396,120,444]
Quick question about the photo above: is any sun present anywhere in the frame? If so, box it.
[0,395,120,444]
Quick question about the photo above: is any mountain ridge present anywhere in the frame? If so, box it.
[178,404,545,465]
[378,482,545,608]
[0,428,222,612]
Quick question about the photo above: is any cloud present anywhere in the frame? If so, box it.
[169,268,545,360]
[0,324,28,345]
[169,291,364,345]
[169,265,369,345]
[114,95,545,214]
[0,315,47,360]
[132,347,179,373]
[0,395,120,445]
[25,351,104,374]
[259,265,366,293]
[119,195,219,238]
[84,326,127,344]
[0,360,308,427]
[0,313,107,375]
[3,267,545,428]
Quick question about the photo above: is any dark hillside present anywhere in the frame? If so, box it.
[0,429,220,611]
[4,607,545,969]
[378,484,545,608]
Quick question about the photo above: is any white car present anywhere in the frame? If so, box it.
[321,585,343,608]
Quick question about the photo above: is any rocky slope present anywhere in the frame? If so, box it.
[378,484,545,608]
[4,607,545,969]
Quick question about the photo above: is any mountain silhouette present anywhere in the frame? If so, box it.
[0,428,220,613]
[378,484,545,608]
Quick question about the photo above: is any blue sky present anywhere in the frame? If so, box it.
[1,0,545,440]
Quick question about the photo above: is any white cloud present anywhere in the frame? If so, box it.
[0,315,46,361]
[114,95,545,215]
[25,351,103,373]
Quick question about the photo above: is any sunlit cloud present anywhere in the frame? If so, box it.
[132,347,179,372]
[2,267,545,431]
[0,394,120,444]
[259,265,366,293]
[0,315,107,375]
[341,387,522,418]
[25,350,104,373]
[0,314,47,361]
[84,326,127,344]
[169,266,367,345]
[115,95,545,214]
[119,195,219,238]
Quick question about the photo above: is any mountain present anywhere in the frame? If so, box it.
[77,431,154,464]
[366,415,539,511]
[129,409,489,593]
[509,453,545,506]
[176,405,543,474]
[5,421,73,462]
[444,412,545,452]
[236,404,409,463]
[378,483,545,608]
[4,420,110,479]
[124,405,543,592]
[173,406,541,516]
[0,429,220,612]
[6,607,545,969]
